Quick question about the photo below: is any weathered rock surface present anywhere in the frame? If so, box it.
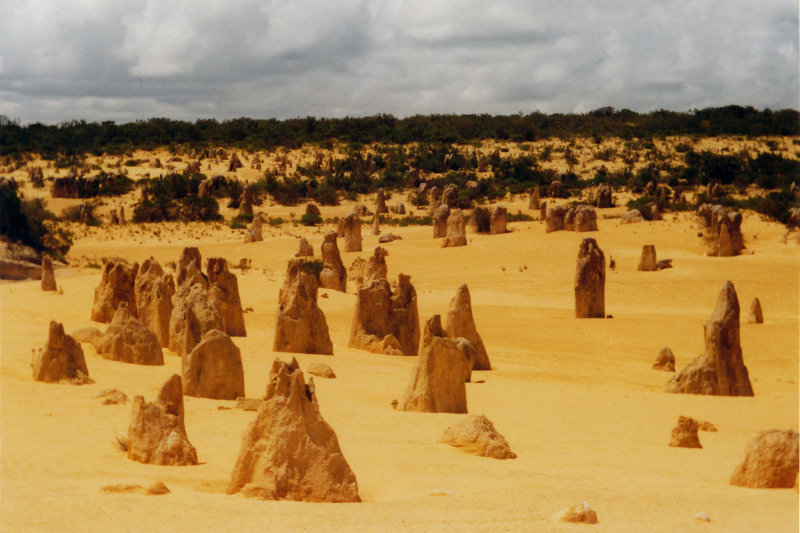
[273,259,333,355]
[227,358,360,502]
[730,430,799,488]
[556,502,598,524]
[574,238,606,318]
[620,209,644,224]
[490,205,507,234]
[32,321,92,384]
[545,204,567,233]
[168,261,225,357]
[371,214,380,236]
[548,180,564,198]
[595,184,612,208]
[665,281,754,396]
[573,205,598,232]
[244,213,263,243]
[638,245,657,271]
[134,258,175,347]
[528,188,540,210]
[307,362,336,379]
[338,212,362,252]
[98,303,164,365]
[432,204,450,238]
[207,257,246,337]
[95,389,129,405]
[652,347,676,372]
[444,284,491,371]
[442,209,467,247]
[441,183,458,207]
[442,414,516,459]
[400,315,468,413]
[697,204,745,256]
[91,260,139,323]
[319,231,347,292]
[378,233,402,243]
[349,274,419,356]
[669,416,702,448]
[239,184,253,215]
[182,329,245,400]
[41,255,57,291]
[296,237,314,257]
[305,202,321,216]
[175,247,202,287]
[127,374,198,466]
[363,246,388,286]
[375,188,388,213]
[747,298,763,324]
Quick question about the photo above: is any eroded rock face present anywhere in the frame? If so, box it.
[182,329,244,400]
[730,430,799,488]
[128,374,198,466]
[747,298,763,324]
[91,260,139,323]
[273,260,333,355]
[665,281,754,396]
[432,204,450,239]
[376,188,388,214]
[338,212,362,252]
[296,237,314,257]
[400,315,468,413]
[305,202,321,216]
[41,255,57,291]
[529,188,540,210]
[175,247,202,287]
[207,258,246,337]
[557,503,598,524]
[574,238,605,318]
[620,209,644,224]
[442,209,467,247]
[244,214,263,243]
[363,247,388,286]
[319,231,347,292]
[32,321,92,384]
[239,185,253,215]
[442,414,516,459]
[134,258,175,347]
[574,205,598,232]
[98,302,164,365]
[669,416,702,448]
[427,186,441,214]
[653,347,676,372]
[546,205,567,233]
[595,184,612,208]
[349,273,420,356]
[441,183,458,207]
[638,245,657,271]
[548,180,564,198]
[371,214,380,236]
[169,262,225,357]
[490,205,507,235]
[697,204,745,256]
[444,284,491,371]
[227,358,360,502]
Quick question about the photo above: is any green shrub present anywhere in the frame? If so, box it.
[230,213,254,229]
[300,213,323,226]
[297,258,323,278]
[508,211,534,222]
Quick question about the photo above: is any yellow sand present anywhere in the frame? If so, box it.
[2,187,799,530]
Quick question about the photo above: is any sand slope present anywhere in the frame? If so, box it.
[2,197,798,532]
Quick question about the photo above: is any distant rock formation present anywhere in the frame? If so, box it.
[665,281,753,396]
[318,231,347,292]
[41,255,57,291]
[273,259,333,355]
[307,362,336,379]
[134,258,175,347]
[91,259,139,323]
[432,204,450,238]
[227,358,360,501]
[441,414,516,459]
[296,237,314,257]
[697,204,744,256]
[595,184,612,208]
[545,205,567,233]
[338,212,362,252]
[182,329,244,400]
[97,302,164,365]
[490,205,507,234]
[441,183,458,207]
[371,213,380,236]
[239,184,253,215]
[556,502,598,524]
[620,209,644,224]
[376,188,388,214]
[442,209,467,247]
[127,374,198,466]
[305,202,321,216]
[574,238,605,318]
[730,430,799,488]
[169,258,225,357]
[652,347,676,372]
[32,321,92,384]
[548,180,564,198]
[528,188,540,210]
[228,152,243,172]
[378,233,402,243]
[638,245,657,271]
[747,298,763,324]
[363,246,389,286]
[175,247,202,287]
[444,284,491,370]
[207,257,246,337]
[244,213,263,243]
[349,273,420,356]
[400,315,468,413]
[669,416,702,448]
[573,205,598,232]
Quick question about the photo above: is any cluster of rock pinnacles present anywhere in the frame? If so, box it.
[29,188,795,508]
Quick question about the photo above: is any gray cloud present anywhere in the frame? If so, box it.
[0,0,796,124]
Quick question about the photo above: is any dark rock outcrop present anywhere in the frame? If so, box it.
[574,238,605,318]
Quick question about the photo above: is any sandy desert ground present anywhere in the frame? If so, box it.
[2,157,799,531]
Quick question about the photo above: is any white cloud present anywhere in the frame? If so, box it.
[0,0,796,123]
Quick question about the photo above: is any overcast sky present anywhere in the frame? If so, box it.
[0,0,797,125]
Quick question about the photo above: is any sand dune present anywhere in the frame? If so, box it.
[1,193,798,531]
